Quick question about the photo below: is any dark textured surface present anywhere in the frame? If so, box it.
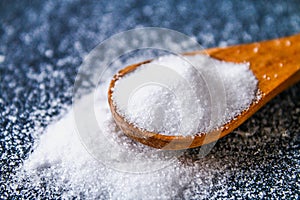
[0,0,299,199]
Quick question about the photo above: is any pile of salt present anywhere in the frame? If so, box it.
[112,54,258,136]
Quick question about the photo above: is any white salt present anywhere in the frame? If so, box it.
[263,74,267,79]
[11,83,230,199]
[0,54,5,63]
[253,47,259,53]
[9,54,257,199]
[112,55,258,136]
[45,49,53,58]
[285,40,291,46]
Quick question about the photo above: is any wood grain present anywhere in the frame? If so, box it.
[108,34,300,150]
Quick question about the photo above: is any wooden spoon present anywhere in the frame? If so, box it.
[108,34,300,150]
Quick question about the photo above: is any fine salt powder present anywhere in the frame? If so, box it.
[10,82,231,199]
[9,54,258,199]
[112,54,258,136]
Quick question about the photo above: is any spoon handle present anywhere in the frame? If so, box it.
[196,34,300,144]
[206,34,300,103]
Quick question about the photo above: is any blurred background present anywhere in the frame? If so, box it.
[0,0,299,199]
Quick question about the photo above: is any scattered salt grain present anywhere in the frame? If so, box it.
[253,47,259,53]
[112,55,258,136]
[285,40,291,46]
[45,49,53,58]
[0,54,5,63]
[263,74,267,79]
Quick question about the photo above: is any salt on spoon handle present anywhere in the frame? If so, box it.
[108,34,300,150]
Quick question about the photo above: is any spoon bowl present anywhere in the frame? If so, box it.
[108,34,300,150]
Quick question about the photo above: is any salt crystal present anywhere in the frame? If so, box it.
[45,49,53,58]
[253,47,259,53]
[112,55,258,136]
[0,54,5,63]
[285,40,291,46]
[263,74,267,79]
